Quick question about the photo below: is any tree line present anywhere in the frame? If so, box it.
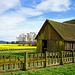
[11,32,37,46]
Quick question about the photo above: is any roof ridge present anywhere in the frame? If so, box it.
[47,19,75,26]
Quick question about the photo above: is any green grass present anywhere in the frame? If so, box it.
[3,64,75,75]
[0,51,37,58]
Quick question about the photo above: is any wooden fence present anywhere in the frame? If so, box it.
[0,55,24,72]
[0,50,75,72]
[24,50,75,70]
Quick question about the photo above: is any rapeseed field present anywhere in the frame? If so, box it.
[0,44,37,51]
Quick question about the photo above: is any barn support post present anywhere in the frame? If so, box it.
[60,51,63,65]
[72,49,75,63]
[24,52,28,70]
[45,51,47,67]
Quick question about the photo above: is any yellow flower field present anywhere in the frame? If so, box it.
[0,44,37,51]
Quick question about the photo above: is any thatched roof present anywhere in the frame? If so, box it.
[36,19,75,41]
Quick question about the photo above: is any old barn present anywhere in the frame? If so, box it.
[35,19,75,53]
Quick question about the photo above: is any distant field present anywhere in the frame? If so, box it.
[0,44,37,51]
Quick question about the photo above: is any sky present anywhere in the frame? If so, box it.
[0,0,75,41]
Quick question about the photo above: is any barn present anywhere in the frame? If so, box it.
[35,19,75,53]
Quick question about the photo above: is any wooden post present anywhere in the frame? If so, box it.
[37,53,39,66]
[4,56,6,70]
[52,53,53,64]
[72,49,75,63]
[60,51,63,65]
[15,55,17,70]
[41,53,43,67]
[55,52,56,64]
[19,54,20,68]
[45,51,47,67]
[33,54,35,68]
[9,55,11,70]
[24,52,28,70]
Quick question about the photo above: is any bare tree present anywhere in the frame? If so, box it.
[33,33,37,46]
[27,32,37,46]
[33,33,36,41]
[27,33,31,46]
[16,33,26,46]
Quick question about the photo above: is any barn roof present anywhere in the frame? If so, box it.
[36,19,75,41]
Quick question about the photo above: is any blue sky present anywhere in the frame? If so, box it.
[0,0,75,41]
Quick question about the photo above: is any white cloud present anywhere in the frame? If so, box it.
[36,0,71,12]
[17,7,43,17]
[0,0,43,16]
[0,0,20,14]
[0,14,25,30]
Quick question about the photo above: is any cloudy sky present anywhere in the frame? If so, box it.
[0,0,75,41]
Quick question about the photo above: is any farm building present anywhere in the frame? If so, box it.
[35,19,75,53]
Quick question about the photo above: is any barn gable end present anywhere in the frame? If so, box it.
[37,20,64,53]
[37,20,63,40]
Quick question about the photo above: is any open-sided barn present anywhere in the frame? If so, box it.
[35,19,75,53]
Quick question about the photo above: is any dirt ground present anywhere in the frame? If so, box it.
[0,49,36,53]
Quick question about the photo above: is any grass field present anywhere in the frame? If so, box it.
[3,64,75,75]
[0,44,37,51]
[0,51,37,58]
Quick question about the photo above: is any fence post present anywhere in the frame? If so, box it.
[9,55,12,71]
[15,55,17,70]
[19,54,20,68]
[4,56,6,70]
[45,51,47,67]
[24,52,28,70]
[72,49,75,63]
[60,51,63,65]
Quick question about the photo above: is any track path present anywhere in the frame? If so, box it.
[0,49,36,53]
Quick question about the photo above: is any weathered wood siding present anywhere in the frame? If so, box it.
[37,21,64,52]
[47,40,54,52]
[47,40,64,52]
[65,41,72,50]
[37,40,42,53]
[37,21,62,40]
[65,41,75,50]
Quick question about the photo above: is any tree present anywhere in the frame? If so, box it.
[27,33,31,46]
[16,33,26,46]
[16,41,20,44]
[33,33,37,46]
[7,42,9,44]
[33,33,36,41]
[27,32,37,46]
[11,41,15,44]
